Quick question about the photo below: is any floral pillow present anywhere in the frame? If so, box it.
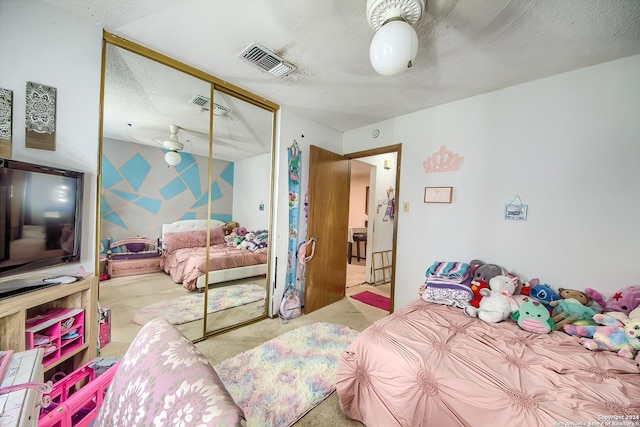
[164,227,226,253]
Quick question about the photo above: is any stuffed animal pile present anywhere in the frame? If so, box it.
[223,225,268,252]
[418,259,640,363]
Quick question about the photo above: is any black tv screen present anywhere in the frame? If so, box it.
[0,158,83,278]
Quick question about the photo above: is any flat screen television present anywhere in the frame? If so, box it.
[0,158,84,281]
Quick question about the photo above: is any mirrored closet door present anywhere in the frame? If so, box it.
[204,88,274,335]
[98,32,277,344]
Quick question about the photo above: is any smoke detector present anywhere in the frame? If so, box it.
[239,42,297,78]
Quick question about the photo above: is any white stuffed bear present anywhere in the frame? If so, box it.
[465,275,518,323]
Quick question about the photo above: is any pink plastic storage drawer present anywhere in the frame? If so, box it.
[38,360,119,427]
[25,308,84,368]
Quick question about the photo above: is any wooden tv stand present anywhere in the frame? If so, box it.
[0,276,98,377]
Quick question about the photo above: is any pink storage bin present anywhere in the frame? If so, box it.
[39,360,119,427]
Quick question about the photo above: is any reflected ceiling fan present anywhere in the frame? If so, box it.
[162,124,184,166]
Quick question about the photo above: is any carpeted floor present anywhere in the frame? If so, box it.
[214,322,359,427]
[132,283,266,325]
[98,267,391,426]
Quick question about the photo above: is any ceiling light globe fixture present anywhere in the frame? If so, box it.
[367,0,425,76]
[163,124,184,166]
[164,150,181,166]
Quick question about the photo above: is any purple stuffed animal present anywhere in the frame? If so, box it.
[585,286,640,316]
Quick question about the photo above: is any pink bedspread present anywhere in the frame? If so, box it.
[160,245,267,291]
[336,299,640,426]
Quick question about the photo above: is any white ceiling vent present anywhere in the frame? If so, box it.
[239,42,297,78]
[188,95,231,116]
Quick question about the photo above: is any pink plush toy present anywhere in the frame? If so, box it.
[232,226,248,236]
[585,286,640,316]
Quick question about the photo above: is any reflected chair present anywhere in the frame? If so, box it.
[348,232,367,263]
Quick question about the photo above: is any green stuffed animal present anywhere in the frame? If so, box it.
[511,297,556,334]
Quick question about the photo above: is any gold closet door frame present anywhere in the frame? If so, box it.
[97,31,279,342]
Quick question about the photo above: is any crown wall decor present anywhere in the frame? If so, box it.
[423,145,463,173]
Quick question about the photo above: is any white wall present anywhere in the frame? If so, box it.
[233,152,271,231]
[0,2,102,276]
[358,154,396,254]
[344,54,640,309]
[270,107,343,315]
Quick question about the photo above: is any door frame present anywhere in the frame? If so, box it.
[345,144,401,313]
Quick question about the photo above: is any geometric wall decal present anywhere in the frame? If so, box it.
[211,213,232,222]
[193,191,209,209]
[181,163,202,198]
[180,212,197,220]
[111,189,139,201]
[174,151,196,173]
[423,145,464,173]
[160,177,187,200]
[102,211,127,229]
[210,180,223,201]
[220,162,234,185]
[120,153,151,191]
[101,138,233,242]
[100,194,112,215]
[192,180,223,209]
[134,196,162,214]
[101,155,123,189]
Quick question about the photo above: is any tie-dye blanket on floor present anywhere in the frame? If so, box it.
[132,283,265,325]
[214,322,360,427]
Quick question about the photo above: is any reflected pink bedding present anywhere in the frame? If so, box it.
[336,299,640,426]
[160,245,267,291]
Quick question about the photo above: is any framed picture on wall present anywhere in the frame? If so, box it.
[0,88,12,158]
[424,186,453,204]
[504,195,528,221]
[25,81,57,151]
[504,203,528,221]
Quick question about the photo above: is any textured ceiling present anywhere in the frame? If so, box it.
[18,0,640,156]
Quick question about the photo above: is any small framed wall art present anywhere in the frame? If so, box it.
[0,88,12,158]
[424,186,453,204]
[25,81,57,151]
[504,195,528,221]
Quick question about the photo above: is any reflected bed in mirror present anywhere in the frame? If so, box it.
[159,219,268,291]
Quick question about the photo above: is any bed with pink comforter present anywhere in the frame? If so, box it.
[336,299,640,426]
[161,245,267,291]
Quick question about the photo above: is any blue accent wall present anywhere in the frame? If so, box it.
[100,139,233,242]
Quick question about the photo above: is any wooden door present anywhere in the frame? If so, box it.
[304,145,350,313]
